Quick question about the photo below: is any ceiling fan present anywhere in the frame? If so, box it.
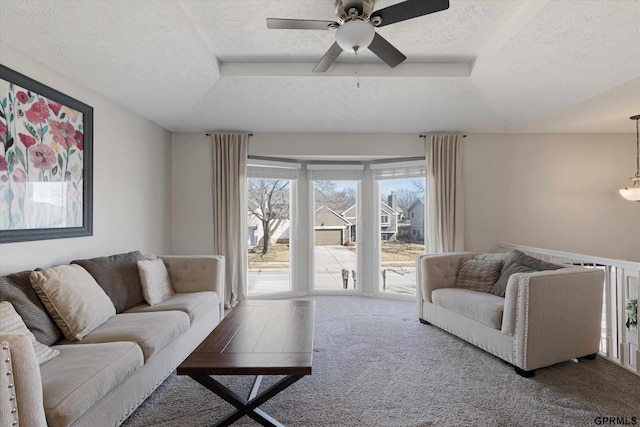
[267,0,450,72]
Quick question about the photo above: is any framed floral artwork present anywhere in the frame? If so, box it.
[0,65,93,243]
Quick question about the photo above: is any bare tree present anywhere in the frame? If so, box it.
[315,181,356,213]
[248,178,289,255]
[412,179,425,194]
[382,187,422,214]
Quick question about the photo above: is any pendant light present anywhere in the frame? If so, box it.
[619,115,640,202]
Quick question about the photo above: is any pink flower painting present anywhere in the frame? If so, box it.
[50,121,77,149]
[16,91,28,104]
[12,168,26,183]
[25,98,50,124]
[1,70,90,235]
[0,120,6,143]
[28,145,56,171]
[18,133,36,149]
[48,101,62,116]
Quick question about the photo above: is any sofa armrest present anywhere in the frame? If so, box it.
[508,268,604,371]
[416,252,475,304]
[0,334,47,427]
[159,255,225,321]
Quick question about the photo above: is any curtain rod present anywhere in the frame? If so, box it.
[205,132,253,136]
[419,134,466,138]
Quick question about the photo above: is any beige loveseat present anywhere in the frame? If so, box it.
[0,252,224,427]
[416,250,604,377]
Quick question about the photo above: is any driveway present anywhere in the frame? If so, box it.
[248,245,416,294]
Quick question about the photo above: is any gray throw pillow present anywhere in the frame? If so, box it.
[453,259,503,293]
[490,263,536,297]
[504,249,565,272]
[490,250,565,297]
[71,251,145,313]
[0,270,63,345]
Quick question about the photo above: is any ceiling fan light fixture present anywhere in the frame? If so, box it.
[335,20,375,52]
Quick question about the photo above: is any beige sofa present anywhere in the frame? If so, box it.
[0,253,224,427]
[416,251,604,377]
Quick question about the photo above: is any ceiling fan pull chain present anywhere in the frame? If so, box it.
[355,46,360,89]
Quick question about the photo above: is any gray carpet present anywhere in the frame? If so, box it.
[122,296,640,426]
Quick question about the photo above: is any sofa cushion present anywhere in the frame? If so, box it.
[125,291,220,324]
[73,311,190,361]
[30,265,116,342]
[0,301,59,364]
[0,270,63,345]
[453,259,503,293]
[137,259,175,305]
[432,288,505,330]
[72,251,145,313]
[41,341,143,427]
[491,250,565,297]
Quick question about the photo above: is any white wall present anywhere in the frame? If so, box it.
[249,133,424,159]
[173,132,639,263]
[170,132,215,254]
[0,42,172,275]
[464,134,640,262]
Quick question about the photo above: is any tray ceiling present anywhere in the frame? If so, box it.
[1,0,638,134]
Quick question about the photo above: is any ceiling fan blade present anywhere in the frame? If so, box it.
[267,18,337,30]
[368,33,406,68]
[313,42,343,73]
[373,0,449,28]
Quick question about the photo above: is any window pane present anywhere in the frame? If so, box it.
[313,180,357,290]
[247,178,291,295]
[379,178,425,295]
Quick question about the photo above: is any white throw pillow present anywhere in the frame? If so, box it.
[30,264,116,341]
[137,259,175,305]
[0,301,60,365]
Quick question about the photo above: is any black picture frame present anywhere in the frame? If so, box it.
[0,64,93,243]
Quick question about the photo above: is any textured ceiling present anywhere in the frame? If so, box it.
[1,0,639,134]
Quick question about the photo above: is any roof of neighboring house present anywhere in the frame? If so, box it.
[315,205,352,227]
[407,198,425,212]
[380,201,399,216]
[342,202,399,220]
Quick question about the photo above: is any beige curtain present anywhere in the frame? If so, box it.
[425,133,464,253]
[211,133,248,307]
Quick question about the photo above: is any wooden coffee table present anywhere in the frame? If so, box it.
[177,300,315,427]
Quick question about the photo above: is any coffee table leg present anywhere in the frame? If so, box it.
[189,374,304,427]
[249,375,263,400]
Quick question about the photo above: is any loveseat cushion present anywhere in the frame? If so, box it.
[0,270,63,345]
[125,291,220,324]
[71,251,145,313]
[41,341,143,427]
[71,311,190,361]
[491,250,565,297]
[432,288,505,330]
